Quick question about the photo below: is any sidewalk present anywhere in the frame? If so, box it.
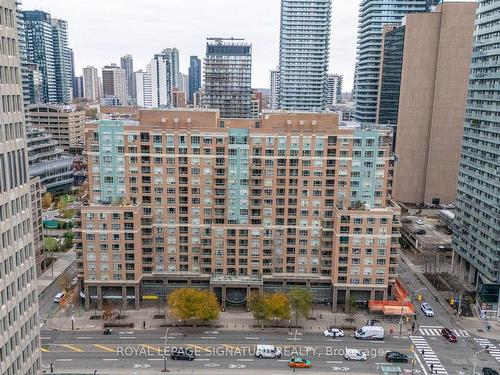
[37,250,75,296]
[47,304,412,336]
[400,251,500,340]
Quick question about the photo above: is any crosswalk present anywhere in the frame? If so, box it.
[410,335,448,375]
[474,338,500,364]
[418,326,469,337]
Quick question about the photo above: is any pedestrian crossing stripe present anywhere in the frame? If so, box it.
[474,338,500,364]
[410,335,448,375]
[418,327,469,337]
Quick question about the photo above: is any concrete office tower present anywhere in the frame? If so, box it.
[102,63,127,105]
[278,0,331,111]
[172,89,187,108]
[353,0,442,123]
[26,103,85,151]
[30,177,45,275]
[135,70,152,108]
[269,67,280,110]
[180,74,189,93]
[326,74,343,108]
[75,109,401,310]
[453,0,500,320]
[203,38,252,118]
[188,55,201,104]
[376,24,404,125]
[83,66,100,100]
[120,54,135,101]
[393,3,476,206]
[0,1,42,373]
[147,51,173,108]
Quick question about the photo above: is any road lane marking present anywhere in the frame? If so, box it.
[76,336,92,339]
[120,336,136,339]
[237,358,254,362]
[194,358,210,361]
[200,336,217,339]
[102,358,118,361]
[187,344,211,353]
[55,359,73,362]
[61,344,83,353]
[327,361,343,364]
[147,358,163,361]
[40,336,51,340]
[40,348,49,353]
[94,344,115,353]
[277,359,289,362]
[410,335,447,374]
[141,344,161,353]
[222,344,239,350]
[244,337,260,340]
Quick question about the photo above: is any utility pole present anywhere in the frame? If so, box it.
[399,300,404,335]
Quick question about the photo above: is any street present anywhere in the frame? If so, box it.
[40,326,500,374]
[38,263,76,321]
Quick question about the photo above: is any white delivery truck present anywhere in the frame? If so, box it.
[354,325,384,340]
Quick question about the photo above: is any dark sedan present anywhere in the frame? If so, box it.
[385,351,409,363]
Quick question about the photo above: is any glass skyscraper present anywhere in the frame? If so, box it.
[452,0,500,320]
[278,0,331,111]
[22,10,72,104]
[188,56,201,105]
[353,0,441,123]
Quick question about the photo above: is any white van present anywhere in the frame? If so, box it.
[354,325,384,340]
[255,345,282,359]
[53,291,65,303]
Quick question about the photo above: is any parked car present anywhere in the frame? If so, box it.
[288,358,312,368]
[413,229,427,235]
[385,352,409,363]
[441,328,457,343]
[170,348,195,361]
[53,291,65,303]
[344,349,367,361]
[421,303,435,317]
[354,326,384,340]
[482,368,499,375]
[323,328,344,337]
[71,277,78,286]
[255,345,282,359]
[416,219,425,225]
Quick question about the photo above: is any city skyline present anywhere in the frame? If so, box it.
[21,0,360,90]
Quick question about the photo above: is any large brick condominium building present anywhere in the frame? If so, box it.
[75,109,401,310]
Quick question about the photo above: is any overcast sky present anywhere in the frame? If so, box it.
[22,0,360,90]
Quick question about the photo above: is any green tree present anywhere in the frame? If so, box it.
[249,292,267,326]
[289,288,313,327]
[167,288,219,324]
[264,292,291,324]
[42,192,53,209]
[63,231,74,250]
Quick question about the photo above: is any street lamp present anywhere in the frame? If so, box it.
[472,346,489,375]
[162,327,170,372]
[71,314,75,331]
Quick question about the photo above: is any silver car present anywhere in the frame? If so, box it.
[421,302,434,317]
